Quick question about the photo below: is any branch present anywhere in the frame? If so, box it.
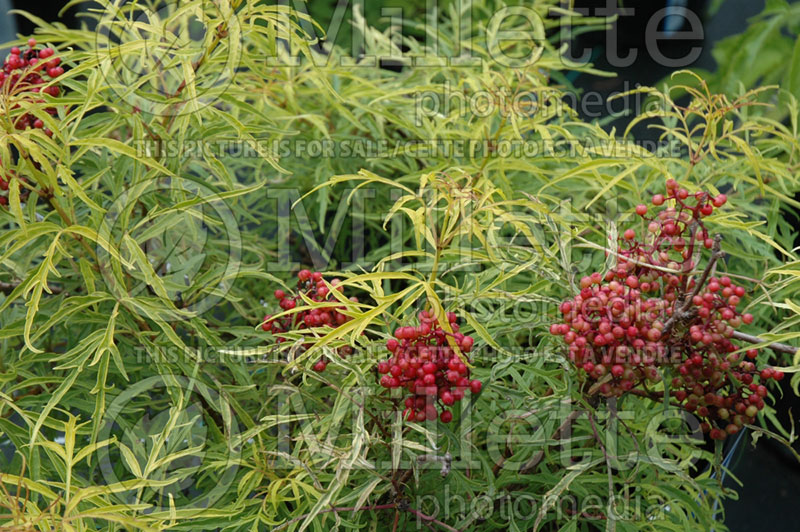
[732,331,798,356]
[1,384,54,419]
[628,388,683,409]
[271,501,461,532]
[0,280,63,295]
[663,233,723,337]
[519,407,582,474]
[407,508,462,532]
[587,412,616,532]
[160,1,242,129]
[396,451,452,490]
[271,503,397,532]
[0,281,18,295]
[417,452,452,477]
[643,230,797,357]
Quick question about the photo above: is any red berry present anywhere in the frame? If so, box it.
[440,410,453,423]
[424,405,438,420]
[652,194,665,206]
[469,380,482,394]
[460,336,474,352]
[635,204,648,216]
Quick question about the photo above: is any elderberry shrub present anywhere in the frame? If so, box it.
[377,311,481,424]
[260,269,357,371]
[551,179,784,440]
[2,38,64,135]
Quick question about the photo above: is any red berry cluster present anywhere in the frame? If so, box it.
[2,39,64,135]
[0,162,30,207]
[551,179,783,439]
[378,311,481,423]
[261,269,356,371]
